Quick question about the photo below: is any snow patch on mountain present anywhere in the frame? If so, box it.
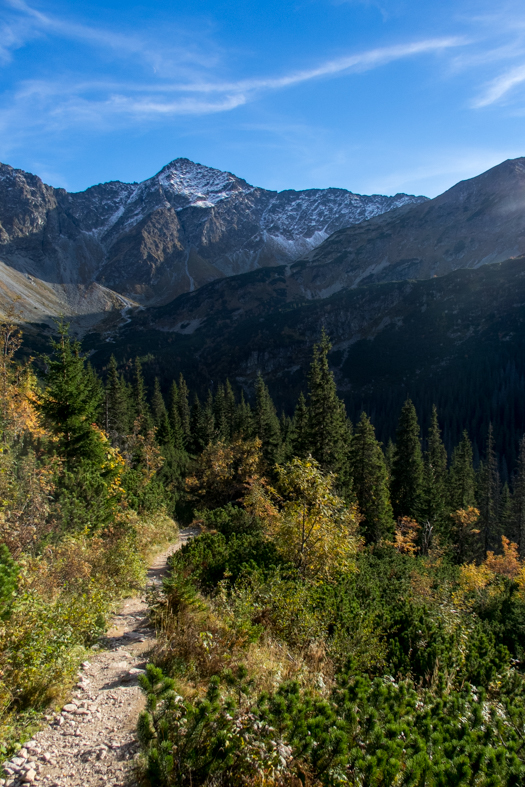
[0,155,429,315]
[157,158,253,206]
[258,189,426,253]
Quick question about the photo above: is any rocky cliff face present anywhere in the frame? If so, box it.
[0,158,425,324]
[288,157,525,297]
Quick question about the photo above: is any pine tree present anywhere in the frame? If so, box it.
[234,391,253,438]
[349,411,394,543]
[421,406,448,534]
[168,381,186,452]
[133,358,153,431]
[448,431,477,513]
[292,392,310,458]
[106,355,132,441]
[390,399,423,520]
[151,378,167,427]
[384,439,395,479]
[511,434,525,556]
[177,374,191,444]
[306,330,350,480]
[39,325,105,464]
[477,423,501,557]
[254,374,282,467]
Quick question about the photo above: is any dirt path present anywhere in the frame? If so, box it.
[2,528,196,787]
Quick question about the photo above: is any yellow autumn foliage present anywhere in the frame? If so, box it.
[245,455,362,581]
[454,536,525,606]
[393,516,421,555]
[186,437,264,509]
[486,535,522,579]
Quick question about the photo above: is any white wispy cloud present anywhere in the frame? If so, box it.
[5,0,520,153]
[0,0,468,132]
[183,37,465,94]
[0,0,221,74]
[3,0,158,55]
[473,63,525,107]
[446,4,525,110]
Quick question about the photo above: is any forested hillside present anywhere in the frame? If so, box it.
[128,331,525,786]
[3,317,525,785]
[86,254,525,475]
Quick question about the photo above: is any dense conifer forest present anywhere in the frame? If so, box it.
[3,318,525,784]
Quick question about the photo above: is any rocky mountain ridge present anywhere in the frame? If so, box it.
[93,157,525,337]
[0,157,426,326]
[289,157,525,296]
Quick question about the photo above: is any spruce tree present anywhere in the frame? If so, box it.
[133,358,153,431]
[40,325,120,532]
[168,381,186,452]
[106,355,132,441]
[190,392,215,452]
[421,406,448,533]
[154,380,189,511]
[384,439,395,479]
[40,325,105,463]
[86,362,105,428]
[447,431,476,513]
[390,399,423,520]
[500,483,513,541]
[190,394,203,453]
[254,374,282,466]
[177,374,191,443]
[511,434,525,556]
[477,423,501,556]
[234,391,253,438]
[213,384,229,441]
[151,378,172,446]
[279,412,295,463]
[306,330,350,479]
[349,411,394,543]
[151,378,168,428]
[292,392,310,458]
[224,380,236,438]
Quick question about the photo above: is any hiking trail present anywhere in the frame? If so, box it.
[2,527,196,787]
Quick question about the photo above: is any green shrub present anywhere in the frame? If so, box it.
[196,504,261,537]
[170,531,285,592]
[0,587,108,711]
[138,664,292,787]
[138,661,525,787]
[0,545,18,620]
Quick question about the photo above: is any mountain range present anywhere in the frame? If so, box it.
[5,154,525,464]
[0,157,425,328]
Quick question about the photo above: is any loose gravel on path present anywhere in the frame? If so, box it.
[2,528,195,787]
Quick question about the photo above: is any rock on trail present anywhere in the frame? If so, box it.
[1,528,196,787]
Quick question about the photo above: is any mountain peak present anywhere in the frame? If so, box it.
[153,158,253,207]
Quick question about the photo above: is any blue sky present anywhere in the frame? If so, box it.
[1,0,525,197]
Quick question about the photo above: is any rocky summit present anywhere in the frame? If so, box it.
[0,157,425,327]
